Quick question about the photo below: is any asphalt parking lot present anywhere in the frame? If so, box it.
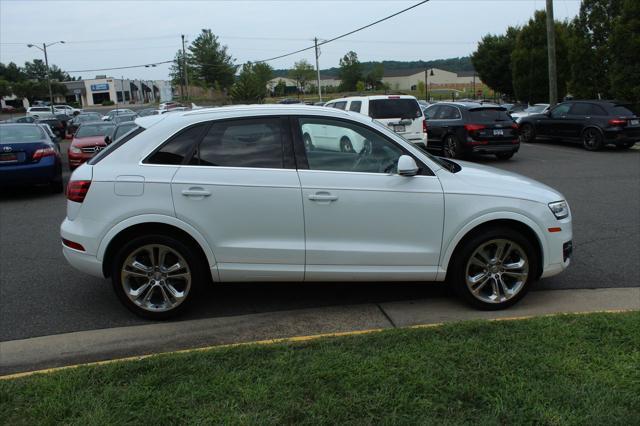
[1,141,638,342]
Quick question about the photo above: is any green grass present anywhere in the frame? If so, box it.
[2,312,639,425]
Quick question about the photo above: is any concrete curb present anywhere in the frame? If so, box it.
[1,287,638,377]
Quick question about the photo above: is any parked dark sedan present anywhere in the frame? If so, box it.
[424,102,520,160]
[519,100,639,150]
[0,123,63,192]
[36,117,65,138]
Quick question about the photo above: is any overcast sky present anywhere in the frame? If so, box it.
[0,0,581,81]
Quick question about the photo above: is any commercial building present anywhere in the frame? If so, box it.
[61,77,174,106]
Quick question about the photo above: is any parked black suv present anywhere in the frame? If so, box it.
[424,102,520,160]
[519,100,639,150]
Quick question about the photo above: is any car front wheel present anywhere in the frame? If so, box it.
[449,227,538,310]
[112,234,203,319]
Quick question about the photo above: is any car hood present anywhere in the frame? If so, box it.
[72,136,106,147]
[437,160,565,204]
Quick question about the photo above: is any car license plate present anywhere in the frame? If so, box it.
[0,153,17,162]
[630,119,639,126]
[493,129,504,136]
[393,125,405,133]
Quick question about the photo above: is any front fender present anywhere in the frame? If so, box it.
[439,210,549,279]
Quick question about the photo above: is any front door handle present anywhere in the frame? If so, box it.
[308,192,338,202]
[181,187,211,198]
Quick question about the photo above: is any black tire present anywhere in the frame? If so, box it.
[582,127,603,151]
[448,226,539,310]
[303,133,314,151]
[111,234,205,319]
[340,136,354,153]
[520,123,536,143]
[442,134,464,159]
[495,152,514,160]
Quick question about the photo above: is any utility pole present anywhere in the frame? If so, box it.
[42,44,55,113]
[424,69,428,102]
[314,37,322,102]
[182,34,189,101]
[546,0,558,106]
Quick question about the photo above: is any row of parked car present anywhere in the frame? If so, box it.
[320,95,639,159]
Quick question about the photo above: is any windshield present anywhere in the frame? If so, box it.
[0,125,45,142]
[468,108,512,122]
[525,105,548,113]
[369,99,422,119]
[88,127,145,165]
[76,123,115,138]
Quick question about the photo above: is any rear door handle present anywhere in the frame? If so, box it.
[308,192,338,202]
[181,187,211,197]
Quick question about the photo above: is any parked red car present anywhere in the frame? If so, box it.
[68,122,115,169]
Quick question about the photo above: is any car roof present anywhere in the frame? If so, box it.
[134,104,359,129]
[328,95,418,103]
[434,101,505,110]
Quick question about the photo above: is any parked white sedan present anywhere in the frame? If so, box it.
[61,105,572,319]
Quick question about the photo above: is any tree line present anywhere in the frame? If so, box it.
[471,0,639,104]
[0,60,75,103]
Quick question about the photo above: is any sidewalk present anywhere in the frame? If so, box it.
[1,287,638,376]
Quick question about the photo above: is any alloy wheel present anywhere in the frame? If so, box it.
[443,136,457,158]
[465,239,529,304]
[120,244,192,312]
[582,128,601,150]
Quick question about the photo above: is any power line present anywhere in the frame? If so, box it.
[66,60,173,73]
[255,0,431,62]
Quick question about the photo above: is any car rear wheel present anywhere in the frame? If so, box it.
[340,136,354,153]
[449,227,537,310]
[111,234,203,319]
[443,135,463,159]
[520,123,535,143]
[582,128,603,151]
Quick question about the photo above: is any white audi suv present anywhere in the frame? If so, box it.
[61,105,572,319]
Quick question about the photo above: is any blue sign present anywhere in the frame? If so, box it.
[91,83,109,91]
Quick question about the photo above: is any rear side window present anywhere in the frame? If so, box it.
[424,105,440,119]
[468,108,512,122]
[333,102,347,110]
[569,103,606,116]
[145,123,208,165]
[349,101,362,113]
[369,99,422,119]
[190,118,285,169]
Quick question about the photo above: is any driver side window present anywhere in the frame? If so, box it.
[299,118,403,174]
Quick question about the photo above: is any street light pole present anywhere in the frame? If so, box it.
[27,41,65,114]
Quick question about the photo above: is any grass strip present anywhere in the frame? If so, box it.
[2,312,639,425]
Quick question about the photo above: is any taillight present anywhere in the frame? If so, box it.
[32,147,57,161]
[422,119,427,133]
[62,238,85,251]
[464,124,486,132]
[608,118,626,126]
[511,123,519,130]
[67,180,92,203]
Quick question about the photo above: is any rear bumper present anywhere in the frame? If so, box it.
[0,157,60,186]
[470,143,520,154]
[604,128,640,144]
[62,244,105,278]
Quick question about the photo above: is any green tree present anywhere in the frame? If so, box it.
[12,80,47,102]
[231,62,273,103]
[365,63,384,90]
[0,79,11,98]
[253,62,274,98]
[568,0,623,99]
[338,51,362,92]
[274,79,287,97]
[23,60,49,80]
[609,0,640,103]
[472,27,519,98]
[417,80,426,100]
[188,29,236,90]
[511,10,570,104]
[288,59,315,94]
[0,62,24,82]
[355,81,366,92]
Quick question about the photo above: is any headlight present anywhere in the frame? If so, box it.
[70,146,82,154]
[548,200,569,219]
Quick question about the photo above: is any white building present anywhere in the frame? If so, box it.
[61,77,174,107]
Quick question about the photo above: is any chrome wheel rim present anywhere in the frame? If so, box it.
[465,239,529,304]
[443,136,456,157]
[121,244,192,312]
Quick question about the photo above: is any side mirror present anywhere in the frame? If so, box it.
[397,155,418,176]
[104,135,111,144]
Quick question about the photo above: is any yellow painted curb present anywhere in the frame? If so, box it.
[0,309,634,381]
